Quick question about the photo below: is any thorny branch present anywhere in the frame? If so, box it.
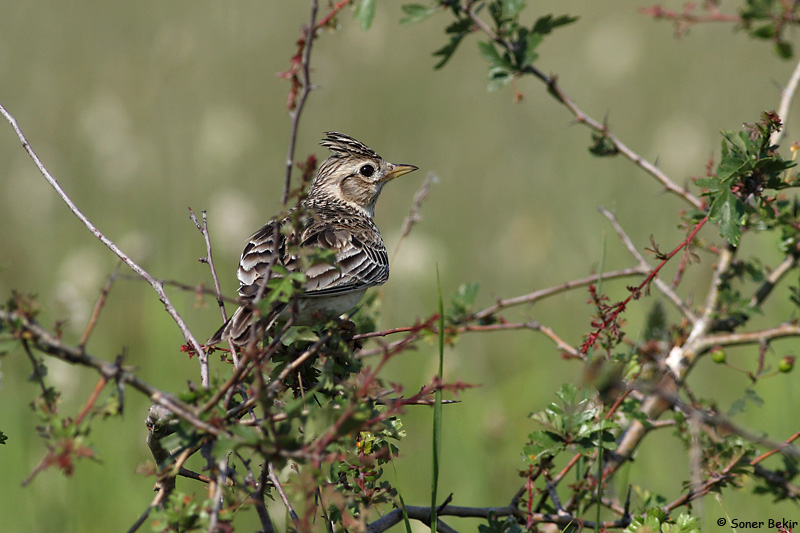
[0,309,220,436]
[189,208,227,323]
[462,6,704,210]
[0,103,210,388]
[6,2,800,531]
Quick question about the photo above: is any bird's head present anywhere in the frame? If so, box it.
[308,132,418,217]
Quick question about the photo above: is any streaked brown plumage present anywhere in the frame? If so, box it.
[207,132,417,346]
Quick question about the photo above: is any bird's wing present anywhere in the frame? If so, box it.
[299,222,389,297]
[207,220,288,346]
[236,216,388,299]
[236,219,287,299]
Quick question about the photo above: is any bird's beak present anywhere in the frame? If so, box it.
[383,163,418,182]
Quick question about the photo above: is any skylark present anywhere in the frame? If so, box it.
[208,132,417,346]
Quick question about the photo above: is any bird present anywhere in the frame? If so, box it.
[207,132,418,347]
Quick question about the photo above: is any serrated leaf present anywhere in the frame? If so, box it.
[502,0,527,18]
[755,156,795,174]
[532,13,579,35]
[694,177,720,189]
[400,3,438,25]
[523,430,563,461]
[716,156,745,181]
[487,72,514,91]
[727,387,763,417]
[709,186,745,246]
[354,0,376,30]
[432,19,473,69]
[477,41,503,64]
[523,32,543,65]
[721,130,750,156]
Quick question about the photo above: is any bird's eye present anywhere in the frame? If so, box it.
[359,164,375,177]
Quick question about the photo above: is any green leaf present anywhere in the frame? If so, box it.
[727,387,764,417]
[354,0,376,30]
[400,3,438,25]
[532,13,579,35]
[776,40,793,59]
[523,430,563,461]
[479,515,524,533]
[501,0,527,18]
[432,18,473,69]
[589,130,620,156]
[694,177,719,189]
[721,130,750,156]
[709,186,745,246]
[750,23,776,39]
[716,156,745,182]
[623,514,662,533]
[487,68,513,91]
[663,513,702,533]
[523,32,543,65]
[447,282,480,321]
[477,41,503,64]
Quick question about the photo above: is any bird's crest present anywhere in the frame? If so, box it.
[321,132,381,160]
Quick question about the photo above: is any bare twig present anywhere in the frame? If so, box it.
[750,431,800,466]
[21,340,51,407]
[0,103,209,388]
[126,486,167,533]
[3,309,220,436]
[472,268,644,321]
[661,451,746,512]
[772,56,800,146]
[74,376,108,427]
[581,214,709,354]
[711,252,800,332]
[599,206,697,322]
[606,244,733,474]
[640,4,740,38]
[123,275,240,305]
[282,0,319,205]
[207,457,229,533]
[463,7,702,209]
[79,262,121,347]
[699,322,800,351]
[189,208,226,323]
[365,503,630,533]
[268,462,300,527]
[390,171,437,267]
[254,465,277,533]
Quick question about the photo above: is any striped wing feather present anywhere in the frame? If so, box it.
[208,209,388,345]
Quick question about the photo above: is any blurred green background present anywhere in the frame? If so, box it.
[1,1,799,531]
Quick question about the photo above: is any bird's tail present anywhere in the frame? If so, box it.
[207,303,285,347]
[207,306,254,347]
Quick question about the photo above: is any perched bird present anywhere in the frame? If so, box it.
[208,132,417,346]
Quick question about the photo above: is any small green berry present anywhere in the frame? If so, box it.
[778,356,795,373]
[710,348,726,364]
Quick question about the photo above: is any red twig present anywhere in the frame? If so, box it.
[750,431,800,466]
[581,215,709,354]
[74,376,108,427]
[641,4,740,38]
[317,0,355,29]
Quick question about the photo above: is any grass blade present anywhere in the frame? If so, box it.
[390,455,413,533]
[431,265,445,532]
